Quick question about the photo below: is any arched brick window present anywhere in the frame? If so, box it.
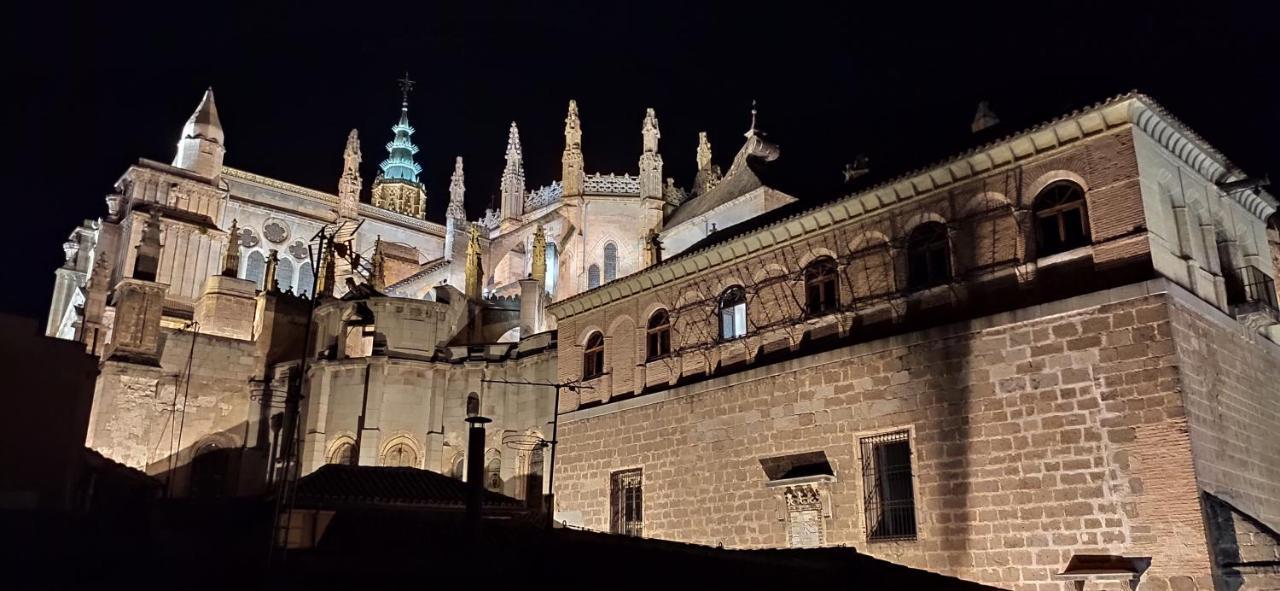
[719,286,748,341]
[603,242,618,282]
[1033,182,1090,256]
[906,222,951,290]
[646,309,671,361]
[804,257,840,316]
[583,332,605,379]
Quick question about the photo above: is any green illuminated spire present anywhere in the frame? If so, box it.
[379,73,423,183]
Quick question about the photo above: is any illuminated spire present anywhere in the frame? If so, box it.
[378,73,423,184]
[500,122,525,221]
[173,88,225,178]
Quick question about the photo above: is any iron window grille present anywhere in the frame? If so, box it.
[1033,182,1090,256]
[860,431,917,541]
[583,332,605,380]
[646,309,672,361]
[906,222,952,291]
[804,257,840,316]
[611,468,644,537]
[1226,265,1279,317]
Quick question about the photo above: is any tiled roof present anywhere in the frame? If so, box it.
[295,464,524,510]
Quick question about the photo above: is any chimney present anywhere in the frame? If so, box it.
[465,407,492,536]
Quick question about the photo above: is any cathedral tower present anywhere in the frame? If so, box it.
[371,74,427,218]
[172,88,225,179]
[500,122,525,227]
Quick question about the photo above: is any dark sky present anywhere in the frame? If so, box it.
[4,1,1277,321]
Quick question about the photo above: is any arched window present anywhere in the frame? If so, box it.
[296,262,314,297]
[189,441,229,498]
[545,242,559,295]
[449,453,465,480]
[485,455,502,492]
[719,286,748,341]
[328,440,355,465]
[603,242,618,282]
[588,264,601,289]
[804,257,840,316]
[1033,182,1090,256]
[646,309,672,361]
[277,257,296,293]
[383,442,418,468]
[244,251,266,290]
[583,332,605,379]
[906,222,951,290]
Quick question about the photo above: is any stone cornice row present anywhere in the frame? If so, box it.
[547,93,1273,320]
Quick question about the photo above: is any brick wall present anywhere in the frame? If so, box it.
[555,285,1215,591]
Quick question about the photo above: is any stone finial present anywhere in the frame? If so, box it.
[972,100,1000,133]
[696,132,713,172]
[370,236,387,292]
[562,100,584,198]
[448,156,466,221]
[500,122,525,222]
[134,209,163,281]
[639,108,663,201]
[62,240,80,268]
[264,249,280,293]
[693,132,722,197]
[464,224,484,300]
[338,129,363,219]
[222,219,241,277]
[531,224,547,284]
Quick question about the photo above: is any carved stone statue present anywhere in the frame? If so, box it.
[447,156,466,221]
[222,219,241,277]
[646,228,664,267]
[464,224,484,300]
[562,100,584,198]
[531,224,547,284]
[639,108,663,200]
[693,132,722,197]
[338,129,362,219]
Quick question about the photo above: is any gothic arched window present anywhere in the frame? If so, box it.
[526,445,545,509]
[583,332,605,380]
[545,242,559,294]
[719,286,748,341]
[329,441,355,465]
[646,309,671,361]
[245,251,266,290]
[804,257,840,316]
[485,456,502,492]
[906,222,951,290]
[276,257,296,293]
[296,262,314,297]
[588,264,601,289]
[603,242,618,282]
[1033,182,1090,256]
[383,442,418,468]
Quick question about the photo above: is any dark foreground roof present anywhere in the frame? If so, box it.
[295,464,524,510]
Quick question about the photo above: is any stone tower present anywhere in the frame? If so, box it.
[562,100,584,199]
[500,122,525,227]
[172,88,225,179]
[338,129,363,219]
[371,74,427,218]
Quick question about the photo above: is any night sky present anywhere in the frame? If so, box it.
[5,1,1277,321]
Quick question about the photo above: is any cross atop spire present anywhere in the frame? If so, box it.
[397,72,415,108]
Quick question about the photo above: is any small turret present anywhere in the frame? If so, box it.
[500,122,525,224]
[172,88,225,179]
[562,100,584,198]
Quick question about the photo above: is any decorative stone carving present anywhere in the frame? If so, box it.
[263,219,289,244]
[562,100,584,198]
[238,228,260,249]
[782,483,825,548]
[465,224,483,300]
[288,240,308,261]
[338,129,362,219]
[583,173,641,195]
[447,156,466,221]
[639,108,663,201]
[62,240,79,268]
[526,181,563,211]
[693,132,721,196]
[501,122,526,222]
[222,220,241,277]
[531,225,547,284]
[663,178,688,205]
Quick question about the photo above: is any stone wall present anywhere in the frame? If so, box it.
[555,282,1216,591]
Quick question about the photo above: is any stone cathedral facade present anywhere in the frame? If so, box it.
[45,89,1280,590]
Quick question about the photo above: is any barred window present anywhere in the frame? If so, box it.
[646,309,671,361]
[610,468,643,537]
[906,222,951,290]
[719,286,748,341]
[603,242,618,282]
[583,332,605,380]
[804,257,840,316]
[1033,182,1090,256]
[860,431,917,541]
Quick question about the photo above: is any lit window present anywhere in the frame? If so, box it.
[245,251,266,290]
[646,309,672,361]
[588,264,601,289]
[804,257,840,316]
[906,222,951,290]
[860,431,917,541]
[296,262,314,297]
[604,242,618,282]
[719,286,748,341]
[610,468,643,537]
[1034,182,1090,256]
[583,332,605,379]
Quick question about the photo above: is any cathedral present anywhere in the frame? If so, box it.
[44,86,1280,590]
